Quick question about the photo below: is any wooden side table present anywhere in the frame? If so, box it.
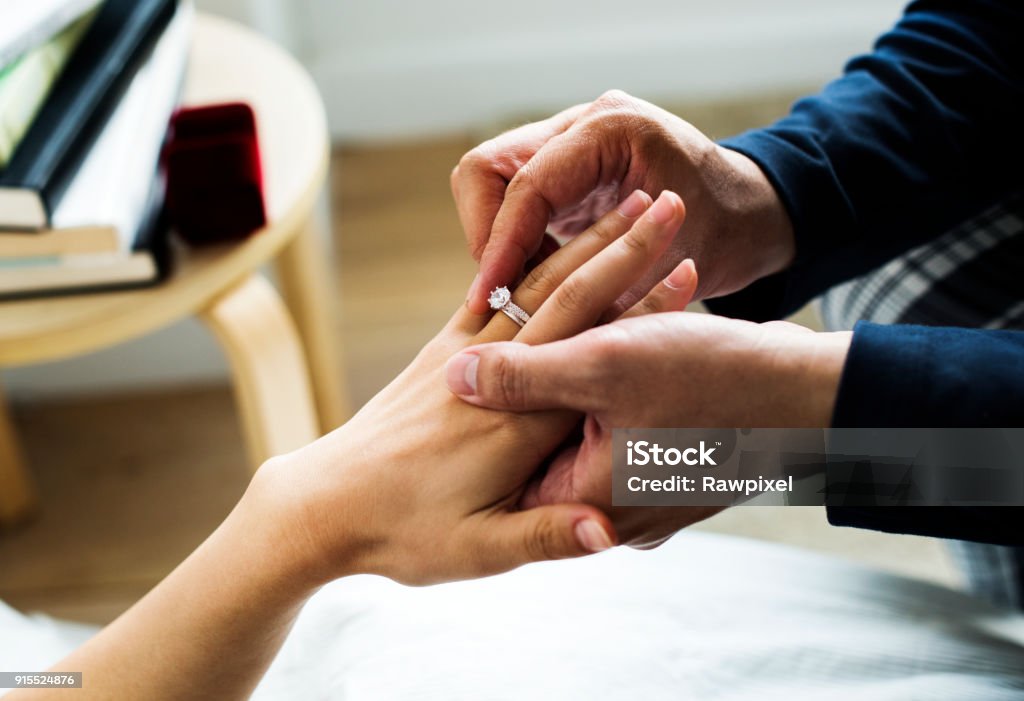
[0,15,350,525]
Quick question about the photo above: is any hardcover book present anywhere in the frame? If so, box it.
[0,11,96,168]
[0,0,178,230]
[0,3,192,297]
[0,0,100,70]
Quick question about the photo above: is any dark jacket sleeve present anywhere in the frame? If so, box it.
[827,322,1024,545]
[708,0,1024,321]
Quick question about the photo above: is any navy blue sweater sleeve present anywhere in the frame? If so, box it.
[826,322,1024,545]
[701,3,1024,543]
[708,0,1024,321]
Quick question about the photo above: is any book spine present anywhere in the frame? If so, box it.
[0,13,95,168]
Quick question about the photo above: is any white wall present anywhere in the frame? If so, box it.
[188,0,909,141]
[3,0,908,400]
[304,0,908,141]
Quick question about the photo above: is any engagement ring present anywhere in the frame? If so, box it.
[488,286,531,328]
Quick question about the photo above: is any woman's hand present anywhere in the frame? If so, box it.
[21,192,696,701]
[248,189,698,587]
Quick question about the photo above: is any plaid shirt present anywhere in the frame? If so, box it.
[819,193,1024,612]
[821,193,1024,333]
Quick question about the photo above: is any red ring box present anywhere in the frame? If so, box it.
[163,102,267,245]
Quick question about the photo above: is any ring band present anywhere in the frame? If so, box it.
[500,304,529,328]
[488,286,531,328]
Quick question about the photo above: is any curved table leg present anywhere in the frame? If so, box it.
[276,214,351,432]
[201,275,319,471]
[0,381,36,526]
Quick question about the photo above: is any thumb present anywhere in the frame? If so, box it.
[445,339,605,412]
[481,505,617,572]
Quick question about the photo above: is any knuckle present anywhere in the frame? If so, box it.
[554,276,597,314]
[527,516,561,561]
[628,296,657,318]
[462,138,532,184]
[458,145,495,176]
[456,149,478,172]
[520,257,563,298]
[504,163,538,198]
[588,325,631,367]
[594,88,635,109]
[619,227,653,257]
[488,351,527,409]
[584,95,649,133]
[586,207,632,243]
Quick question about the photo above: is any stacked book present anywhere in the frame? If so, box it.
[0,0,191,299]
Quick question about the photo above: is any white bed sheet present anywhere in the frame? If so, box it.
[3,532,1023,699]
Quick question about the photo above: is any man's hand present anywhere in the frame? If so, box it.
[445,313,852,547]
[453,90,796,315]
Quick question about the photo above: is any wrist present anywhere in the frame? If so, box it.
[239,453,365,593]
[714,145,795,286]
[223,477,327,600]
[796,331,852,427]
[754,326,851,427]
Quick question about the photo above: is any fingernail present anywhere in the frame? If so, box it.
[575,519,613,553]
[445,352,479,396]
[664,258,695,290]
[648,191,679,225]
[616,190,649,218]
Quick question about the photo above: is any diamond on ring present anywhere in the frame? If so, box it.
[488,286,531,328]
[488,286,512,310]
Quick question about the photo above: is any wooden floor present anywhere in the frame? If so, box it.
[0,104,959,625]
[331,137,481,406]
